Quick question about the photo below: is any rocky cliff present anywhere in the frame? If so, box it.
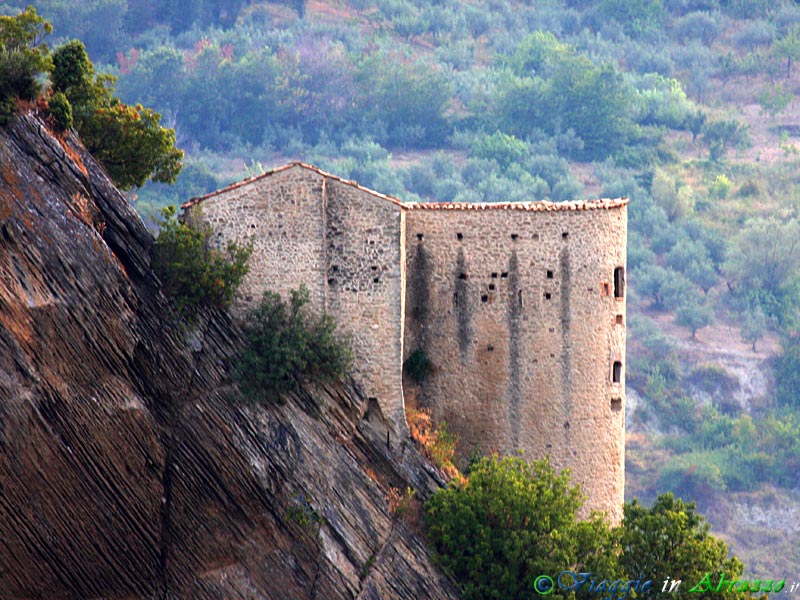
[0,113,460,600]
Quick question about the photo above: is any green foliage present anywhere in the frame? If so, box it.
[234,285,352,405]
[51,40,183,189]
[0,6,52,117]
[425,455,618,600]
[403,348,432,384]
[676,299,715,338]
[470,130,528,170]
[46,90,71,131]
[621,494,744,591]
[776,336,800,408]
[152,206,251,316]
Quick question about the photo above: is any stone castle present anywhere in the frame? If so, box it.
[182,162,628,520]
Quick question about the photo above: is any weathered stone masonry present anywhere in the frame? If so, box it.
[183,162,628,521]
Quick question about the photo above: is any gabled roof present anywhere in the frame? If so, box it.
[181,161,405,209]
[181,161,629,212]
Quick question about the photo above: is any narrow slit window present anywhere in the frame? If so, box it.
[612,361,622,383]
[457,232,463,240]
[416,233,424,241]
[544,292,551,300]
[614,266,625,298]
[518,290,523,306]
[546,270,554,279]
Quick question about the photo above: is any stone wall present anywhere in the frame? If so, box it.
[185,163,627,521]
[185,166,327,312]
[185,164,408,437]
[404,202,627,521]
[324,178,407,434]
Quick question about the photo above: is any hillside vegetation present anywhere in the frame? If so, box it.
[3,0,800,573]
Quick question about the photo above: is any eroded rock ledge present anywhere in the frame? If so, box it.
[0,113,459,600]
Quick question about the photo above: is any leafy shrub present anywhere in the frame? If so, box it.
[235,285,352,405]
[406,407,460,479]
[47,91,72,131]
[152,206,251,316]
[404,348,432,383]
[425,455,617,600]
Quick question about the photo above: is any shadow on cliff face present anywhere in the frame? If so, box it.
[0,114,458,600]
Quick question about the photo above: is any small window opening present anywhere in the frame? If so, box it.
[250,223,256,229]
[489,284,496,291]
[546,270,554,279]
[371,265,378,271]
[416,233,424,241]
[481,294,489,303]
[453,292,458,306]
[459,272,468,280]
[564,421,570,430]
[602,282,610,296]
[611,398,622,411]
[518,290,523,306]
[491,272,498,278]
[614,266,625,298]
[544,292,551,300]
[328,278,335,285]
[487,345,494,352]
[373,277,380,283]
[548,328,555,333]
[615,314,624,325]
[511,233,519,240]
[331,265,339,272]
[562,232,569,239]
[533,233,540,241]
[612,361,622,383]
[501,272,508,278]
[457,232,463,240]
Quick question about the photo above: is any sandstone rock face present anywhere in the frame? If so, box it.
[0,114,459,600]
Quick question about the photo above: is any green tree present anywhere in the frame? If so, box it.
[151,206,251,316]
[51,40,183,189]
[0,7,52,116]
[676,299,714,339]
[425,455,618,600]
[620,494,744,597]
[235,285,352,405]
[723,218,800,321]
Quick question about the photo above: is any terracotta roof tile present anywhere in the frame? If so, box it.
[181,162,629,212]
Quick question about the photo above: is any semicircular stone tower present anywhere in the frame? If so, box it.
[183,162,627,522]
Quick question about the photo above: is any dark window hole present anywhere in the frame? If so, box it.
[501,272,508,278]
[481,294,488,303]
[457,232,463,240]
[489,284,495,291]
[546,270,554,279]
[614,266,625,298]
[611,398,622,411]
[459,273,468,280]
[612,361,622,383]
[562,232,569,239]
[491,272,498,278]
[416,233,423,241]
[545,292,551,300]
[487,345,494,352]
[511,233,519,240]
[373,277,380,283]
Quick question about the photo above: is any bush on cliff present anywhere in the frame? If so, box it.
[425,457,745,600]
[152,206,251,316]
[234,285,352,405]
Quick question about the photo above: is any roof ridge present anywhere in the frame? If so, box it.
[180,162,629,212]
[181,161,406,209]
